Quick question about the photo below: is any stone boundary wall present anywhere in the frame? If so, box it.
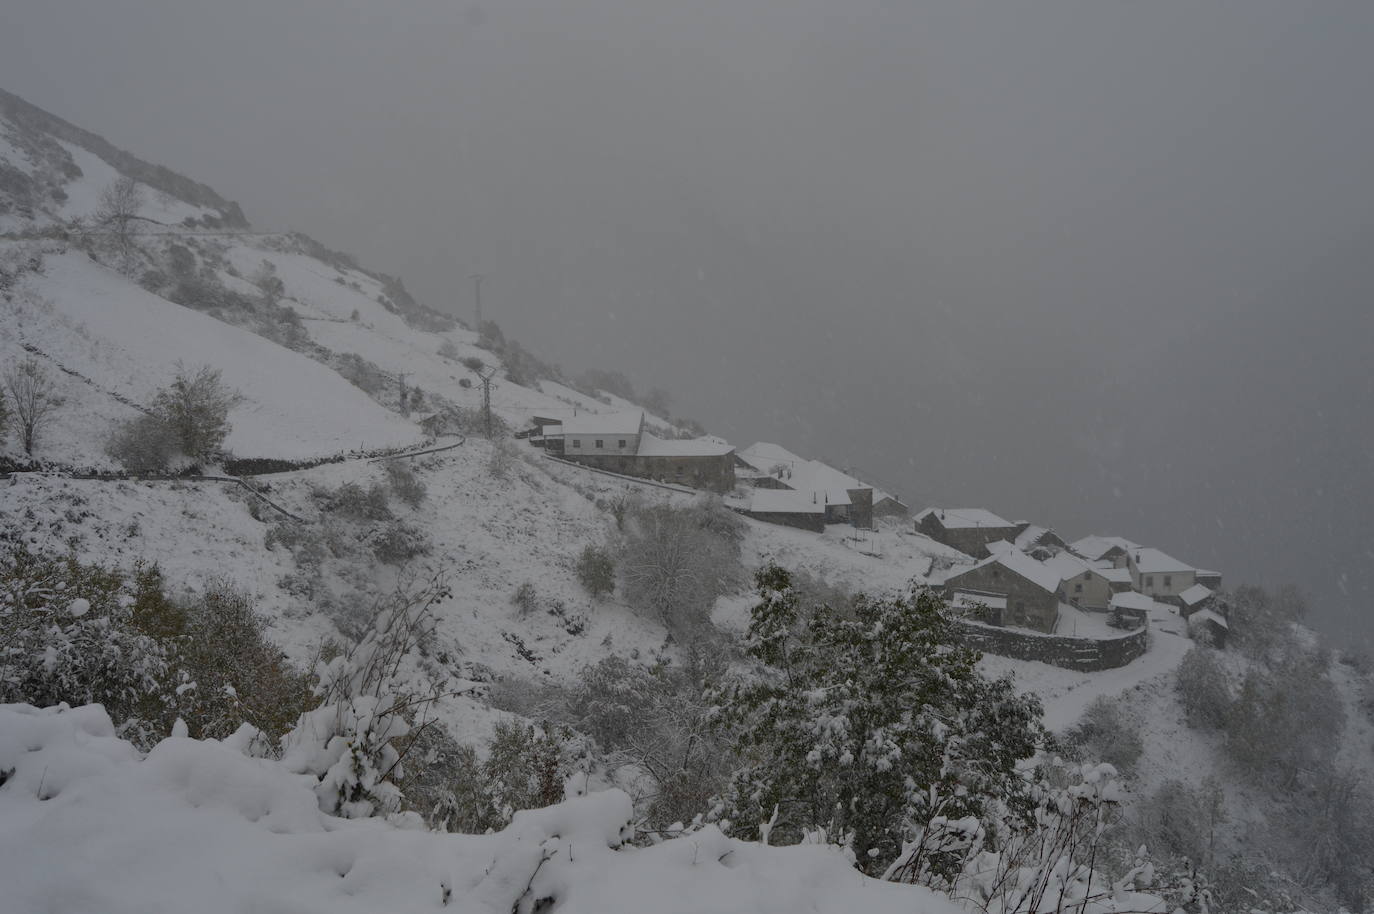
[952,619,1148,672]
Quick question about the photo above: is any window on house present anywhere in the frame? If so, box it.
[1075,583,1083,593]
[572,439,581,448]
[618,439,627,448]
[1083,572,1092,581]
[1163,575,1172,587]
[1145,575,1153,588]
[595,439,604,448]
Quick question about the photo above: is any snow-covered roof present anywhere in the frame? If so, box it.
[1100,567,1134,584]
[986,539,1016,556]
[915,507,1016,530]
[872,490,906,507]
[738,442,808,473]
[1042,552,1099,583]
[1179,583,1213,606]
[560,411,644,436]
[953,550,1063,593]
[1129,547,1194,575]
[951,591,1006,611]
[1069,535,1138,561]
[1195,569,1222,579]
[746,489,827,515]
[540,423,564,436]
[1110,591,1159,612]
[635,433,734,458]
[1014,524,1050,549]
[1189,607,1229,629]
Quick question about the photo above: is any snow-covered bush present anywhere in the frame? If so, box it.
[1129,778,1225,868]
[170,579,312,741]
[576,544,616,597]
[370,520,430,566]
[619,499,744,638]
[281,573,449,818]
[383,460,426,508]
[512,580,539,617]
[323,480,393,520]
[148,363,242,461]
[0,546,168,738]
[887,761,1167,914]
[717,565,1044,877]
[105,411,180,472]
[1063,696,1143,775]
[481,720,577,827]
[1224,644,1343,783]
[1175,646,1232,729]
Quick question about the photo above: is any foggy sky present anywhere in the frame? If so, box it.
[3,1,1371,643]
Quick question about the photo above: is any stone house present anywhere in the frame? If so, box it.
[916,507,1020,559]
[943,551,1062,633]
[1178,583,1215,618]
[1187,608,1229,648]
[872,491,910,519]
[1127,547,1198,600]
[737,443,875,528]
[1043,553,1117,611]
[737,488,828,533]
[545,411,736,492]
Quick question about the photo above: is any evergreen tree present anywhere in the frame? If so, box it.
[717,564,1044,877]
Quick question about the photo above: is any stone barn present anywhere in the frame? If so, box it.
[916,507,1020,558]
[943,551,1062,633]
[548,410,736,492]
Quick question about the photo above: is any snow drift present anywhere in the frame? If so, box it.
[0,702,962,914]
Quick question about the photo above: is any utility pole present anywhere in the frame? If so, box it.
[472,366,499,438]
[471,273,486,330]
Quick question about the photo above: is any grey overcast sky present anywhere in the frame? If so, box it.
[3,1,1372,642]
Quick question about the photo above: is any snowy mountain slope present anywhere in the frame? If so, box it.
[1,245,421,461]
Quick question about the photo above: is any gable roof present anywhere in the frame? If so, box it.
[950,550,1063,594]
[1042,552,1103,583]
[915,507,1017,530]
[1179,583,1214,606]
[560,411,644,436]
[1189,607,1229,630]
[1130,547,1194,575]
[636,433,734,457]
[745,489,827,515]
[1100,567,1134,584]
[738,442,808,473]
[1110,591,1160,612]
[1069,535,1139,561]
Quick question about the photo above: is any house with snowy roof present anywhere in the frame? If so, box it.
[871,490,910,519]
[737,443,875,527]
[542,411,736,491]
[1126,547,1198,601]
[915,507,1022,558]
[942,550,1062,633]
[1068,535,1139,568]
[1042,552,1124,612]
[737,488,829,533]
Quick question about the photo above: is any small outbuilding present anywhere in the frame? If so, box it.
[916,507,1021,558]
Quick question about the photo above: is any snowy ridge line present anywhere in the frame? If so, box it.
[19,340,154,415]
[540,453,700,495]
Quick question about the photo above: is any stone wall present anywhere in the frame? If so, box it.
[952,619,1148,672]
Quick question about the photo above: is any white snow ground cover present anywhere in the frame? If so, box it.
[0,702,964,914]
[1,247,421,461]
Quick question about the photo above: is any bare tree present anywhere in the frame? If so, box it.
[3,358,62,455]
[96,176,145,263]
